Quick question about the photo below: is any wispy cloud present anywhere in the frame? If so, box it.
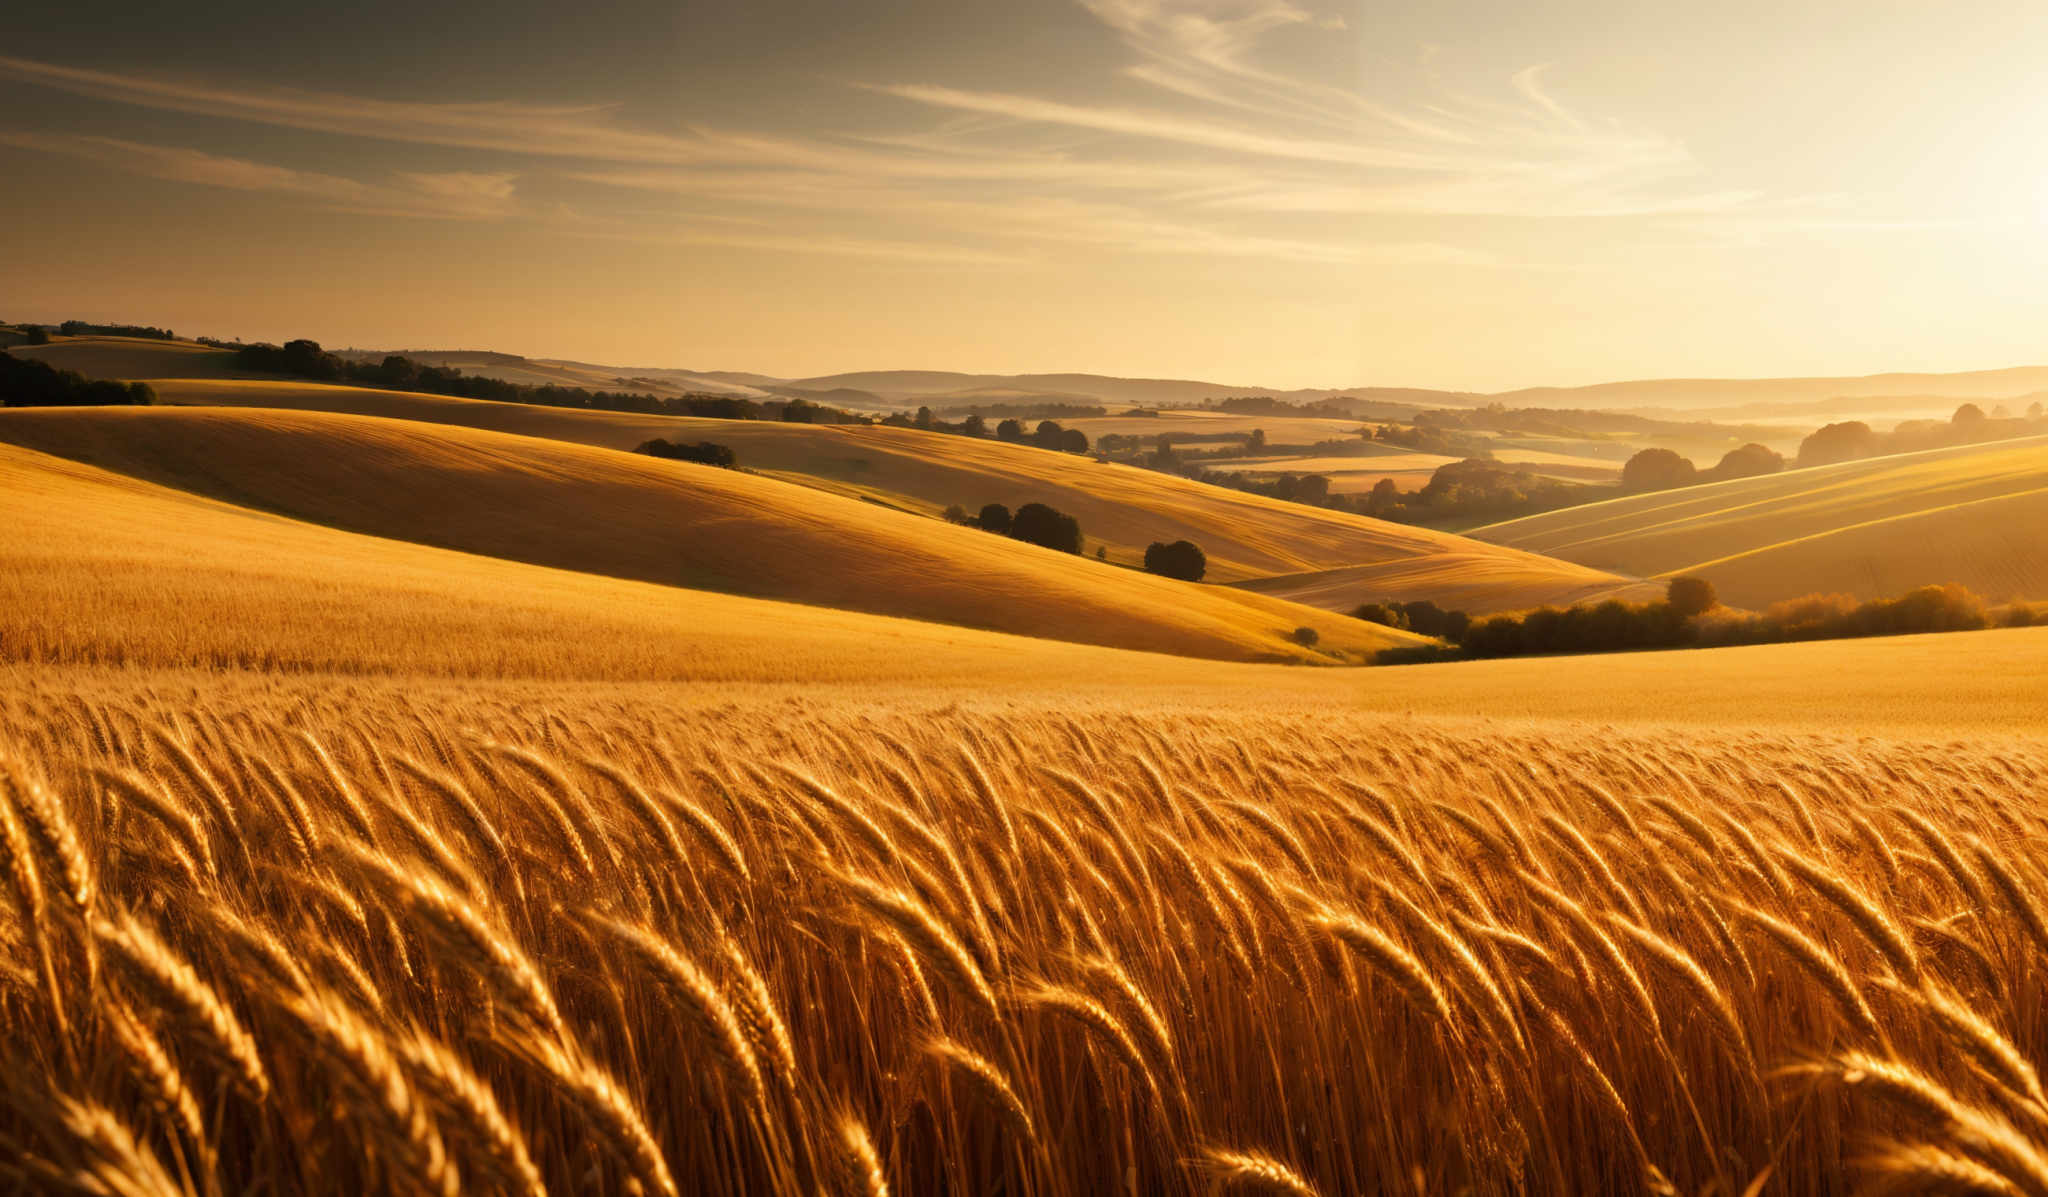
[0,131,519,219]
[0,6,1766,266]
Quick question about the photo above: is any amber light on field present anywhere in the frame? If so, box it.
[4,675,2048,1193]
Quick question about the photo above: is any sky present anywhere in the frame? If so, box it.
[3,0,2047,390]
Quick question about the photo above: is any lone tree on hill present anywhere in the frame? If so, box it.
[1621,448,1698,492]
[1797,420,1877,468]
[1143,540,1207,582]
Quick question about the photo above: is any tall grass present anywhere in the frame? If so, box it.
[3,674,2047,1194]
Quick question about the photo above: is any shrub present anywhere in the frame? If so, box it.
[1666,576,1717,618]
[1291,626,1319,648]
[632,439,736,468]
[1350,603,1407,630]
[942,504,970,525]
[1142,540,1207,582]
[1710,443,1783,480]
[1009,503,1083,554]
[976,503,1013,535]
[24,326,50,346]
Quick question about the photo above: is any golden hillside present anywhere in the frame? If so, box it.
[0,407,1416,664]
[1468,436,2048,607]
[133,376,1628,610]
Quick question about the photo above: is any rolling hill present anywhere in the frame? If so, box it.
[130,378,1631,612]
[11,424,2048,732]
[8,334,246,378]
[0,406,1419,663]
[1466,435,2048,608]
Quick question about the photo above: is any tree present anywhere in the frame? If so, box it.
[1142,540,1206,582]
[996,419,1024,443]
[942,504,970,524]
[1350,603,1407,630]
[915,405,935,430]
[1246,428,1266,453]
[781,398,818,423]
[1291,626,1320,648]
[1666,575,1718,619]
[976,503,1013,534]
[1621,448,1698,492]
[1367,477,1401,513]
[1032,420,1065,450]
[1060,427,1090,455]
[24,326,50,345]
[1009,502,1082,553]
[2030,402,2043,420]
[1711,443,1783,480]
[1952,403,1987,426]
[1798,421,1876,468]
[1294,474,1331,505]
[962,414,987,438]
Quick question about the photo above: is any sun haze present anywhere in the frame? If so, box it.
[6,0,2048,388]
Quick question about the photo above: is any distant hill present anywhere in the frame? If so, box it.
[1493,367,2048,413]
[1467,434,2048,607]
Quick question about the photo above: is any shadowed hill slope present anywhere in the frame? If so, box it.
[0,406,1419,662]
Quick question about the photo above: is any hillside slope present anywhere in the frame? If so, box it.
[0,437,1413,683]
[137,378,1629,610]
[0,406,1417,662]
[1467,436,2048,607]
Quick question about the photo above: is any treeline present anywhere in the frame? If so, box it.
[1368,578,2035,664]
[56,321,179,340]
[233,339,866,424]
[866,407,1093,455]
[0,352,155,407]
[937,401,1106,421]
[1797,402,2047,467]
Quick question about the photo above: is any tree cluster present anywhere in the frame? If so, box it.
[964,501,1084,553]
[1371,577,2024,664]
[1797,404,2048,468]
[631,439,737,468]
[0,352,155,407]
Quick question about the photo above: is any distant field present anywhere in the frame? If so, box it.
[8,334,245,378]
[1470,435,2048,606]
[0,407,1420,664]
[140,378,1629,610]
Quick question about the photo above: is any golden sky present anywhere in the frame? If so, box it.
[3,0,2045,389]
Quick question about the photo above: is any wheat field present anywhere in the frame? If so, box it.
[5,670,2048,1195]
